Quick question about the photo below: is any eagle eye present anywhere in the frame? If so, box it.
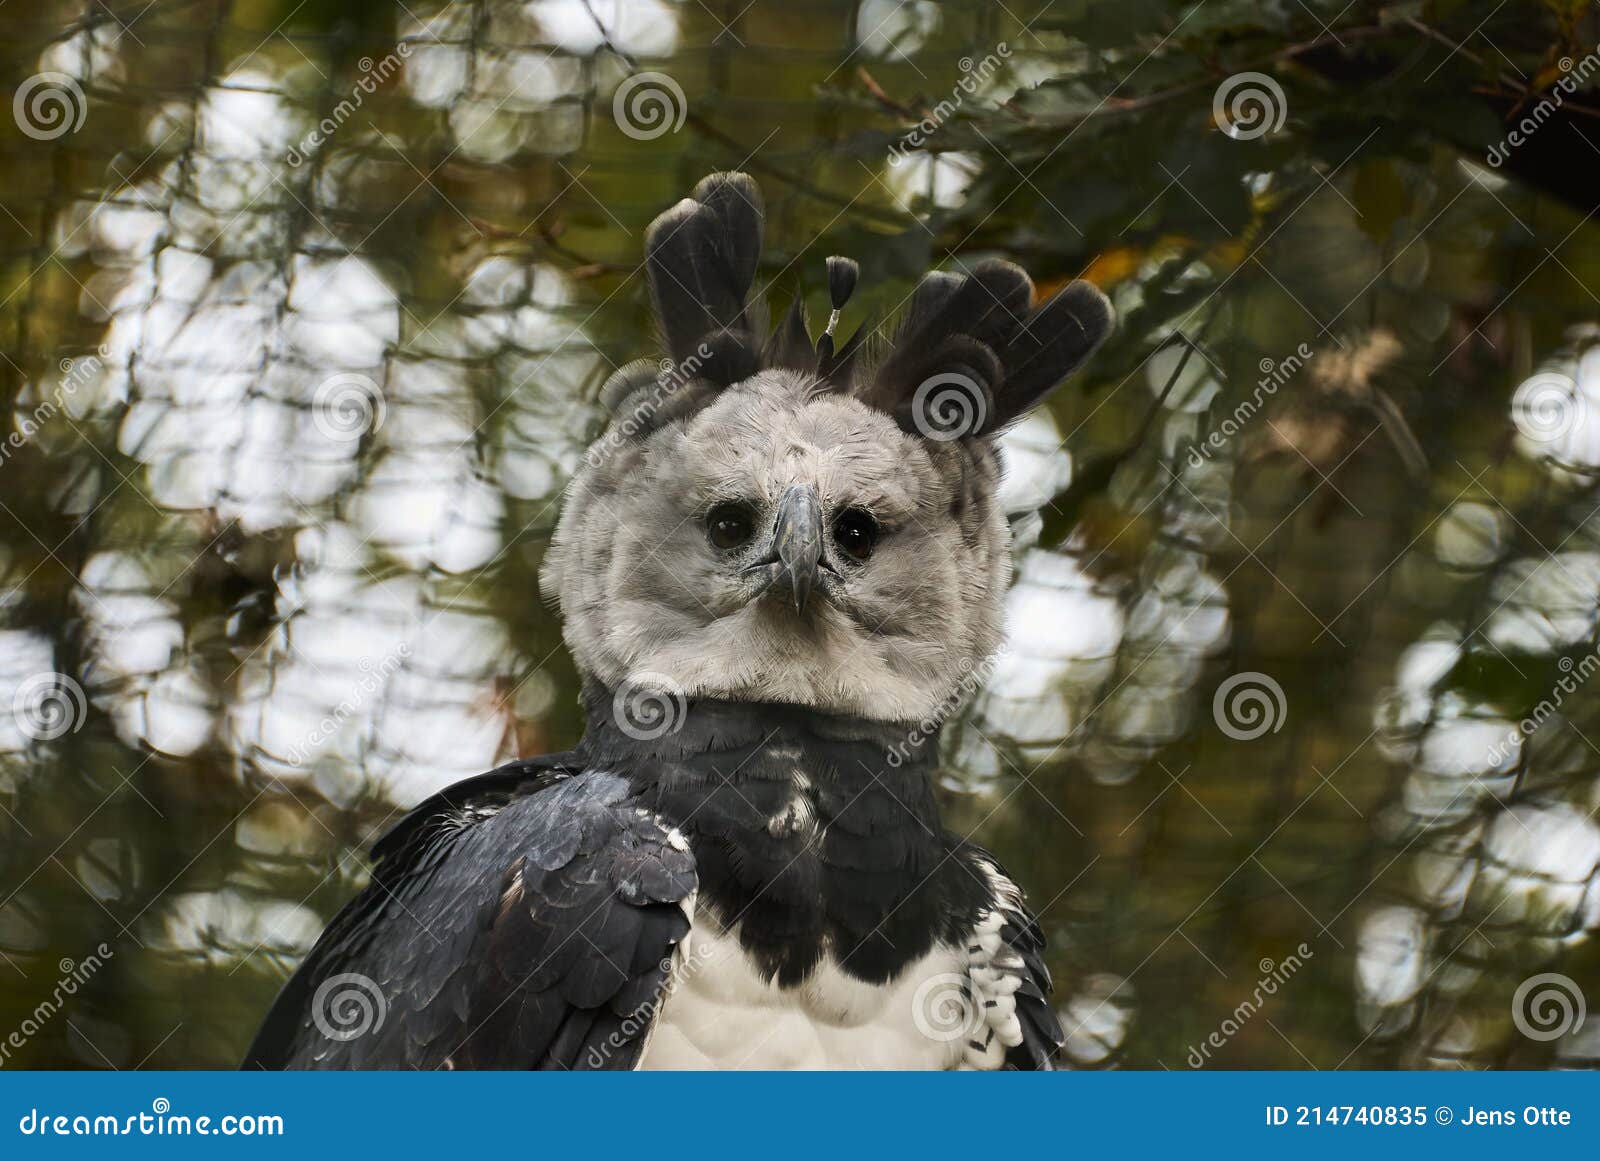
[832,508,879,561]
[706,502,757,551]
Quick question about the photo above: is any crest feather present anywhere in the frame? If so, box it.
[617,172,1113,440]
[645,172,765,366]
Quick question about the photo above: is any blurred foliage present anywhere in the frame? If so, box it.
[1,0,1599,1069]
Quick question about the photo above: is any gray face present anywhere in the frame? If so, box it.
[543,370,1011,722]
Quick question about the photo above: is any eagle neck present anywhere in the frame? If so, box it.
[574,680,968,985]
[573,679,944,782]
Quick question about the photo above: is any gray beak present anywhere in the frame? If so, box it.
[769,483,824,612]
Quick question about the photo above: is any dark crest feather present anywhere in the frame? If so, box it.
[645,172,764,368]
[864,260,1112,436]
[826,256,859,312]
[998,282,1116,422]
[904,270,964,326]
[764,295,814,373]
[624,171,1113,441]
[599,358,665,414]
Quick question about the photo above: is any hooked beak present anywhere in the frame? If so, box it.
[745,484,825,612]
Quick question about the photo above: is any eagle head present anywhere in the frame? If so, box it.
[542,172,1113,722]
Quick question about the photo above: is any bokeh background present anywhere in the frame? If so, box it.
[3,0,1600,1069]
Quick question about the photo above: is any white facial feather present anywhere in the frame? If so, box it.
[543,369,1011,721]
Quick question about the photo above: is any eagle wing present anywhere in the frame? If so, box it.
[243,759,697,1070]
[996,896,1065,1071]
[955,845,1066,1071]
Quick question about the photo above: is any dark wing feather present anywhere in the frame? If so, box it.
[243,763,696,1071]
[996,902,1064,1070]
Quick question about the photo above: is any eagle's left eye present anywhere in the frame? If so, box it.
[706,502,757,550]
[832,507,879,561]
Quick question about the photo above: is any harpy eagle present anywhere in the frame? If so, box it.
[245,172,1113,1069]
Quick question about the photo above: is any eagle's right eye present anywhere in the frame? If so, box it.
[706,502,756,550]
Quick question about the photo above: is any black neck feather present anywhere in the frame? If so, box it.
[576,680,942,779]
[576,681,983,985]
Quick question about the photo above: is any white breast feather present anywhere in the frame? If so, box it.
[636,897,1032,1070]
